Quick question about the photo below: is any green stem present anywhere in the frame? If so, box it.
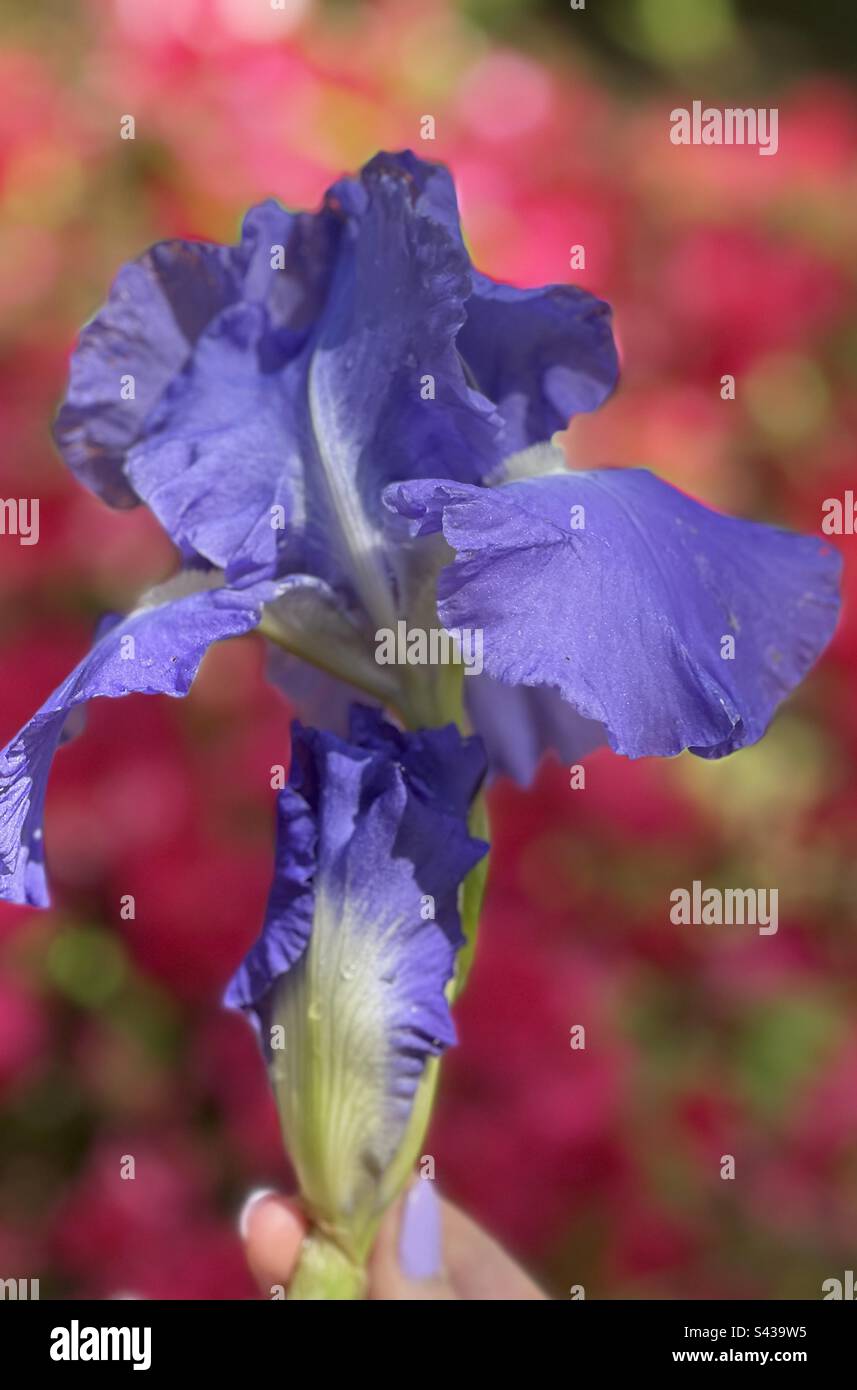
[287,1230,366,1301]
[284,1059,442,1300]
[453,791,490,1000]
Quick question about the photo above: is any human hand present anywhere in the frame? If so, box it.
[241,1181,546,1301]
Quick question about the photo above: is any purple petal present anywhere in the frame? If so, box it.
[52,200,326,514]
[459,272,619,455]
[223,783,317,1014]
[125,301,307,579]
[386,470,841,761]
[53,239,242,508]
[0,580,269,907]
[378,154,619,450]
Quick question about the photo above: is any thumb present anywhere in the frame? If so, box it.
[240,1189,308,1298]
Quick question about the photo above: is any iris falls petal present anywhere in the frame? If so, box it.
[386,467,841,761]
[0,579,270,907]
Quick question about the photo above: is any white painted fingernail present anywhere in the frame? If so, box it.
[239,1186,276,1240]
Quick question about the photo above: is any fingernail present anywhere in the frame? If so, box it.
[239,1186,276,1240]
[398,1179,442,1280]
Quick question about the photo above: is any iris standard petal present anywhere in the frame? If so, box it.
[53,242,242,508]
[125,301,308,580]
[56,154,504,610]
[52,199,325,512]
[0,579,270,907]
[385,469,841,761]
[458,271,620,455]
[52,153,619,629]
[296,152,501,617]
[378,153,620,452]
[225,709,486,1243]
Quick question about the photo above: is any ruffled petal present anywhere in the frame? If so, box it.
[385,468,841,761]
[0,579,270,907]
[223,782,317,1012]
[458,271,619,454]
[54,241,242,507]
[125,301,309,580]
[376,154,620,451]
[52,199,328,513]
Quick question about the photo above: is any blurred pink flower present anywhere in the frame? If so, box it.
[0,976,49,1096]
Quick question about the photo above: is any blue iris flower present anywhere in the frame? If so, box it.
[0,148,842,1297]
[0,148,840,908]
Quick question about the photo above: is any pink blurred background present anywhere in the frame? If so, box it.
[0,0,855,1298]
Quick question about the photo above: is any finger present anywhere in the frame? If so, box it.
[369,1181,457,1300]
[240,1189,308,1298]
[439,1199,546,1299]
[370,1181,545,1300]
